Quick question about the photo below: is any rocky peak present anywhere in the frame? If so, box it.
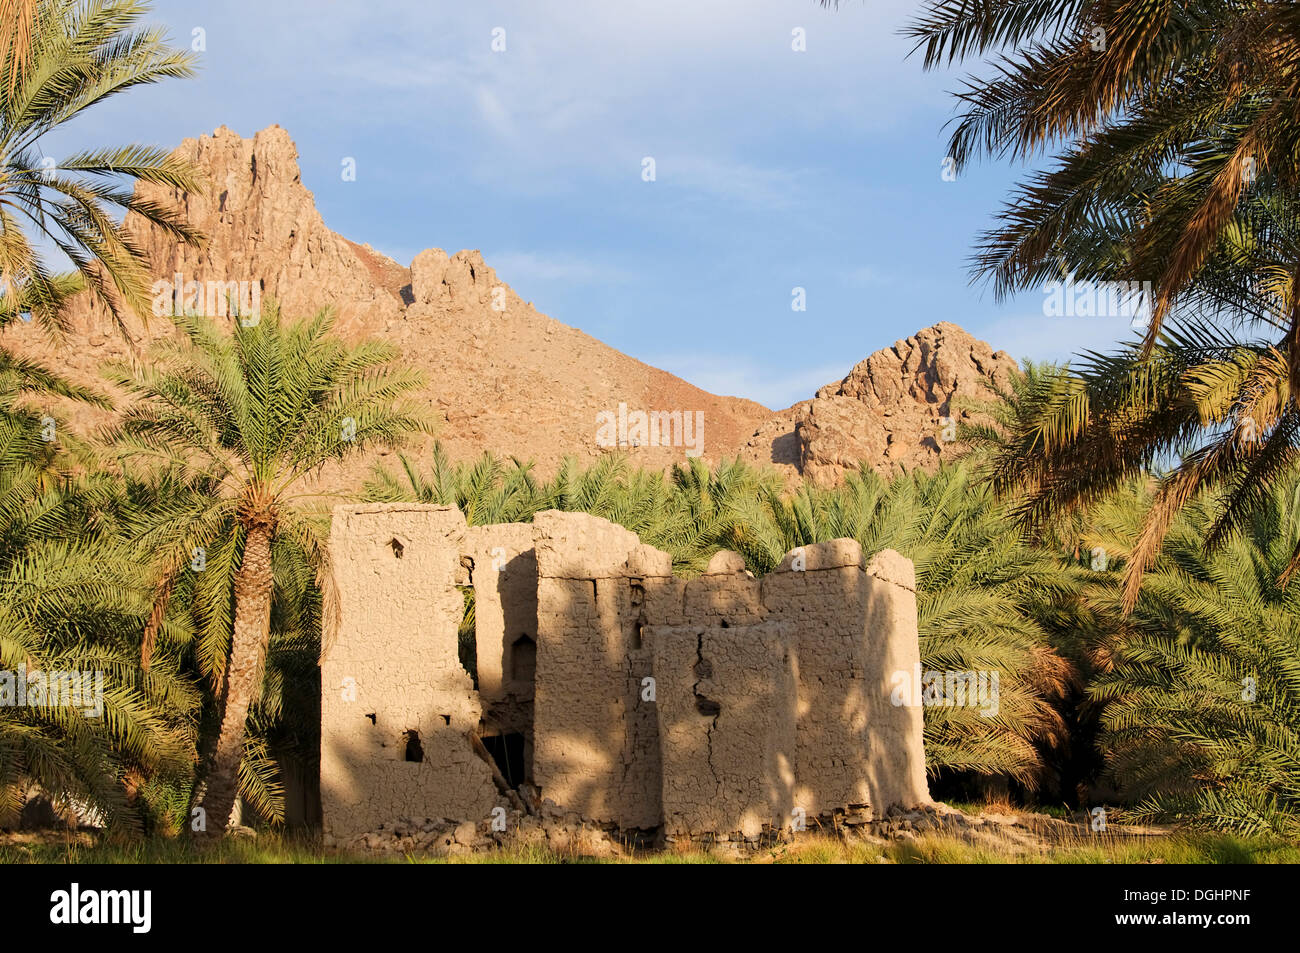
[2,124,773,483]
[798,322,1018,484]
[410,248,512,309]
[738,322,1018,485]
[129,123,406,337]
[817,321,1016,409]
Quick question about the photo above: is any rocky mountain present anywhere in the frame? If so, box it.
[2,125,1018,489]
[3,125,770,483]
[738,323,1019,485]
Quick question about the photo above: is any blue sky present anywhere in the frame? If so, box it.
[47,0,1141,409]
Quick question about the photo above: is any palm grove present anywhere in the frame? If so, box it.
[0,0,1295,841]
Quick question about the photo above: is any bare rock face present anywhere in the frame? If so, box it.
[798,323,1017,484]
[1,125,771,486]
[2,125,412,461]
[3,124,1015,489]
[410,248,504,309]
[739,401,807,472]
[137,125,407,336]
[738,323,1017,485]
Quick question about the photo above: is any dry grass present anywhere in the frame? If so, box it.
[1,828,1296,865]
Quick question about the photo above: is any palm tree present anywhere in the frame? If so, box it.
[368,445,548,526]
[907,0,1300,339]
[111,463,324,830]
[660,456,786,573]
[976,320,1298,607]
[372,449,1079,790]
[367,446,713,570]
[0,352,198,829]
[1085,464,1300,837]
[0,0,39,92]
[106,305,431,835]
[1,0,199,336]
[900,1,1300,596]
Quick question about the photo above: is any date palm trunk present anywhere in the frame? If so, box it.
[1283,291,1300,585]
[195,516,275,836]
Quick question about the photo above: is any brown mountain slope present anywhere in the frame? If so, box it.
[2,125,771,483]
[2,125,1016,489]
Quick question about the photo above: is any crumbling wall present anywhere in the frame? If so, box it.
[761,541,932,817]
[320,505,498,840]
[530,511,664,829]
[321,503,929,842]
[641,539,931,819]
[861,550,930,810]
[460,523,538,752]
[759,540,875,815]
[647,622,797,841]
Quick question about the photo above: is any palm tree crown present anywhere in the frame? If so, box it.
[1,0,199,337]
[108,305,430,833]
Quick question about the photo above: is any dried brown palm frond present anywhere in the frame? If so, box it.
[0,0,39,92]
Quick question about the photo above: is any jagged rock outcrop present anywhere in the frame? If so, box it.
[739,323,1018,485]
[1,125,770,485]
[409,248,505,309]
[3,124,1016,488]
[139,125,408,336]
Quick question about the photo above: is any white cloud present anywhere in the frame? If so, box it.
[475,86,514,139]
[666,155,811,209]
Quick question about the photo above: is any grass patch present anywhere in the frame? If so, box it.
[2,829,1295,864]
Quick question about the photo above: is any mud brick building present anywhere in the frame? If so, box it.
[320,505,930,843]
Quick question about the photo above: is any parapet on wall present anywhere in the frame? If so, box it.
[320,505,930,842]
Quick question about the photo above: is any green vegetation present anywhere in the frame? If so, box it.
[105,306,430,834]
[0,352,198,830]
[906,0,1300,607]
[0,0,1295,861]
[0,0,200,333]
[2,828,1296,865]
[1087,469,1300,838]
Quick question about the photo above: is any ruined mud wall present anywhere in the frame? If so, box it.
[761,541,929,816]
[859,550,930,810]
[320,505,499,840]
[321,504,929,842]
[641,539,930,820]
[529,512,663,830]
[647,622,797,841]
[757,541,875,815]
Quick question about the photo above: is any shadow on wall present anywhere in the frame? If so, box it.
[318,505,929,843]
